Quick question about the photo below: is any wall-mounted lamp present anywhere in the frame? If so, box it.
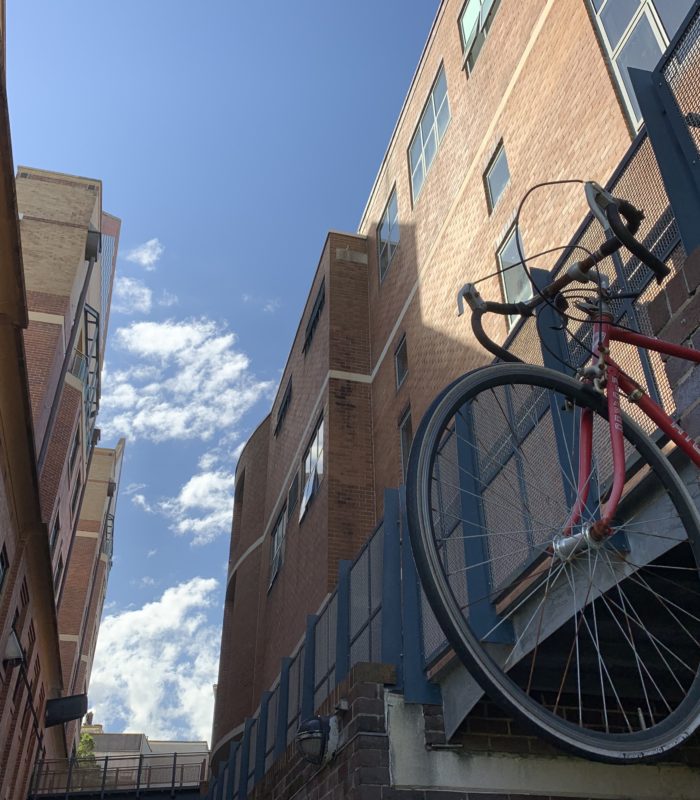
[3,629,24,669]
[296,714,340,766]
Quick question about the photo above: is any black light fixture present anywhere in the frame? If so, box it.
[296,714,340,765]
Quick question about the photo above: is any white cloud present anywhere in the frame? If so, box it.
[89,577,219,743]
[159,470,234,546]
[263,299,280,314]
[123,482,147,496]
[99,318,273,443]
[158,290,179,307]
[112,276,153,315]
[147,549,157,558]
[138,576,156,587]
[125,238,164,270]
[132,493,155,513]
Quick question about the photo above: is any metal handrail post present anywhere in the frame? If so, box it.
[136,753,143,798]
[65,756,75,800]
[100,756,108,800]
[170,753,177,796]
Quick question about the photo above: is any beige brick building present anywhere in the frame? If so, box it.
[0,15,124,791]
[210,0,700,796]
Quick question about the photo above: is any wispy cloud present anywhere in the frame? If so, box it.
[132,494,155,513]
[263,299,280,314]
[159,470,235,546]
[112,276,153,315]
[89,577,219,743]
[99,318,273,443]
[123,482,147,496]
[158,290,179,307]
[242,293,281,314]
[125,238,164,270]
[147,549,157,558]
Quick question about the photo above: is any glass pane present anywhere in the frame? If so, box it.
[389,191,398,225]
[409,133,422,171]
[436,97,450,141]
[433,67,447,108]
[486,145,510,208]
[460,0,480,48]
[600,0,640,49]
[423,130,437,172]
[654,0,694,40]
[617,13,664,123]
[379,219,389,246]
[591,0,604,10]
[412,161,424,199]
[421,110,434,144]
[499,230,531,306]
[379,246,388,278]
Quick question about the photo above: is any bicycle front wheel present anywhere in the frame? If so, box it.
[407,363,700,763]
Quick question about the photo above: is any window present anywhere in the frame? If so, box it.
[54,555,64,593]
[0,545,8,594]
[274,379,293,436]
[459,0,502,73]
[303,280,326,354]
[49,513,60,553]
[71,479,81,520]
[395,335,408,389]
[269,509,286,587]
[377,188,400,281]
[484,142,510,211]
[300,418,324,520]
[69,428,81,475]
[399,408,413,481]
[590,0,694,127]
[288,471,299,518]
[409,66,451,201]
[497,227,531,327]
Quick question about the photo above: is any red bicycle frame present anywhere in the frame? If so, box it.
[567,316,700,536]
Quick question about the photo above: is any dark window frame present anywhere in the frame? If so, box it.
[274,378,293,436]
[303,280,326,355]
[395,335,409,389]
[377,187,400,282]
[408,63,451,204]
[458,0,503,75]
[288,471,299,518]
[0,545,8,594]
[49,513,60,553]
[483,140,510,212]
[269,507,287,588]
[399,407,413,481]
[299,416,324,521]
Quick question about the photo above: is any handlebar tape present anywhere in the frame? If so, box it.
[471,306,524,364]
[606,203,671,284]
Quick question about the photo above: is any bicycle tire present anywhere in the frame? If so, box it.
[407,363,700,763]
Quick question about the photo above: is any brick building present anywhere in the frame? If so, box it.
[0,11,124,792]
[210,0,700,796]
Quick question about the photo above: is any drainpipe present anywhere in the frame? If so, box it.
[37,226,100,473]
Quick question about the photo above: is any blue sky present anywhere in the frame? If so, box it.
[7,1,440,742]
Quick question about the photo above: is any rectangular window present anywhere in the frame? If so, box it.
[377,188,400,281]
[497,227,531,327]
[399,409,413,481]
[274,379,293,436]
[589,0,692,127]
[300,417,324,520]
[288,471,299,517]
[460,0,502,73]
[68,428,81,475]
[303,280,326,354]
[0,545,8,594]
[484,142,510,211]
[409,65,451,201]
[71,479,81,520]
[269,509,286,587]
[54,555,64,593]
[395,335,408,389]
[49,513,60,553]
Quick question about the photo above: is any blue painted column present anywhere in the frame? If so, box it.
[225,741,239,800]
[255,691,272,783]
[630,61,700,256]
[237,719,253,800]
[274,658,292,757]
[399,486,441,705]
[300,615,318,721]
[334,560,352,684]
[381,489,402,684]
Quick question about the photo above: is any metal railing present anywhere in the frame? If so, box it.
[30,753,208,797]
